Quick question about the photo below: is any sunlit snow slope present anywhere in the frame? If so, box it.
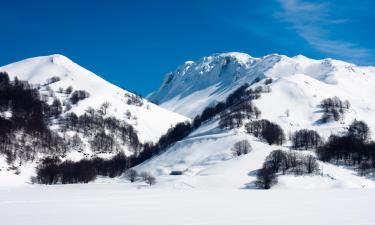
[135,118,375,189]
[141,52,375,189]
[149,52,375,121]
[0,54,188,142]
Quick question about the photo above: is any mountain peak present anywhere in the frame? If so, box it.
[216,52,254,64]
[149,52,375,118]
[48,54,74,65]
[0,54,188,142]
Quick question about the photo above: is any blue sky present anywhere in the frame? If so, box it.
[1,0,374,95]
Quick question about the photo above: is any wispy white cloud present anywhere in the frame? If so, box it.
[276,0,374,64]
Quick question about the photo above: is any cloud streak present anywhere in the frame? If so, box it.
[276,0,374,65]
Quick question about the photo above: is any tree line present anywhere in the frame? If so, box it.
[317,120,375,176]
[35,152,127,184]
[35,153,156,185]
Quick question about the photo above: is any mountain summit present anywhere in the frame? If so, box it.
[149,52,375,118]
[1,54,188,142]
[0,54,188,186]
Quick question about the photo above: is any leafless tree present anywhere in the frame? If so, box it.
[231,140,252,157]
[124,169,138,183]
[140,172,156,186]
[305,155,319,174]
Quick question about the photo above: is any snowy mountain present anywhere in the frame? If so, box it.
[137,52,375,189]
[0,54,188,186]
[1,54,188,143]
[149,52,375,119]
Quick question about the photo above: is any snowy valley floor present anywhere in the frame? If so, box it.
[1,183,375,225]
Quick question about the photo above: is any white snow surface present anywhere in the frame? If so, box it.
[149,52,375,119]
[0,54,188,143]
[135,118,375,190]
[1,184,375,225]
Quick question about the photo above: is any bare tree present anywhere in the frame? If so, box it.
[140,172,156,186]
[285,109,290,117]
[124,169,138,183]
[304,155,318,174]
[99,102,111,116]
[145,175,156,186]
[256,166,277,189]
[348,120,370,141]
[231,140,252,157]
[65,86,73,94]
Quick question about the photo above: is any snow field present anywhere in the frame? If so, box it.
[1,184,375,225]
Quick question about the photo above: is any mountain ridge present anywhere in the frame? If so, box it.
[148,52,375,118]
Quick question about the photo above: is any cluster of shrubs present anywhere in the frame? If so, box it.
[264,78,273,85]
[291,129,322,150]
[69,90,90,104]
[43,76,61,86]
[57,86,73,95]
[256,150,319,189]
[125,92,143,107]
[317,120,375,176]
[245,119,285,145]
[124,169,156,186]
[65,86,73,94]
[319,97,350,123]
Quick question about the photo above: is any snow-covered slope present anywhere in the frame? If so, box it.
[149,52,375,119]
[0,54,188,142]
[139,52,375,189]
[135,118,375,189]
[0,54,189,187]
[254,73,375,139]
